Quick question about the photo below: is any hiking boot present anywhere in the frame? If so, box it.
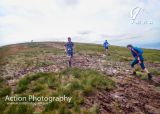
[132,71,136,75]
[148,73,152,80]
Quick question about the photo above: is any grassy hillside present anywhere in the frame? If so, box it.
[0,42,160,114]
[76,43,160,63]
[1,42,160,66]
[0,68,115,114]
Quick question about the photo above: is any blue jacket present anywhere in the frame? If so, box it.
[103,41,109,48]
[131,47,144,60]
[64,42,74,53]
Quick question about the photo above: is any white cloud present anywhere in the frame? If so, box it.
[0,0,160,48]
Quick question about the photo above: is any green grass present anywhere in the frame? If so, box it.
[35,60,53,67]
[5,104,33,114]
[0,46,10,65]
[76,43,104,53]
[76,43,160,63]
[0,87,11,97]
[0,77,4,83]
[31,83,44,92]
[43,68,115,114]
[15,77,30,93]
[144,54,160,63]
[15,73,51,94]
[150,69,160,76]
[1,42,160,68]
[3,68,115,114]
[0,99,7,113]
[135,71,148,80]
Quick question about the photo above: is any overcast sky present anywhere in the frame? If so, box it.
[0,0,160,48]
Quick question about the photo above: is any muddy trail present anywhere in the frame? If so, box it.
[84,74,160,114]
[5,52,160,114]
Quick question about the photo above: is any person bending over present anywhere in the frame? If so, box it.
[127,44,152,80]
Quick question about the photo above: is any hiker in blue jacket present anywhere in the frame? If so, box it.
[103,40,109,55]
[64,37,74,67]
[127,44,152,80]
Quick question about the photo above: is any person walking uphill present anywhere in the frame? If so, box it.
[103,40,109,55]
[64,37,74,67]
[127,44,152,80]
